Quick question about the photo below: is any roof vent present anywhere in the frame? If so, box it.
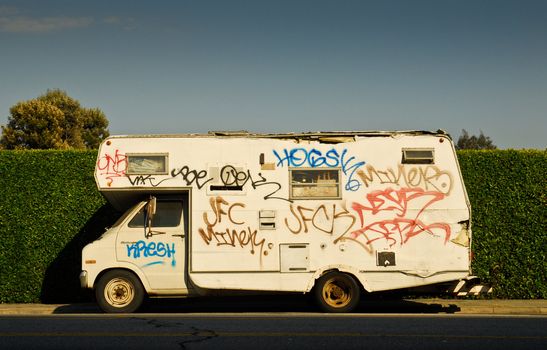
[208,130,249,136]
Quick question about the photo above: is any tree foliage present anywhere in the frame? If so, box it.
[1,89,109,149]
[456,129,497,150]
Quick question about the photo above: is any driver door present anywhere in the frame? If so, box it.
[116,199,187,290]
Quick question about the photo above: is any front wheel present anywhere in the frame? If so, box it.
[314,272,361,313]
[95,270,145,313]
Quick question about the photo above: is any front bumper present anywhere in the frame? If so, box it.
[79,271,88,289]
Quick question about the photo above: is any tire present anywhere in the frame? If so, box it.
[314,272,361,313]
[95,270,145,313]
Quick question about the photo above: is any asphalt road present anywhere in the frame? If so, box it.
[1,314,546,350]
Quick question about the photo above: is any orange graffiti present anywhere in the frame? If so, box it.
[357,165,453,195]
[283,203,364,251]
[198,196,270,258]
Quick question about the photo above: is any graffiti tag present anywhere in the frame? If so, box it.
[126,240,177,267]
[171,166,213,189]
[273,148,366,191]
[357,165,453,195]
[284,203,355,242]
[97,150,127,186]
[218,165,289,202]
[351,188,451,247]
[198,197,271,260]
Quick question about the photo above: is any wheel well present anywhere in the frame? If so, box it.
[94,268,146,293]
[312,269,365,293]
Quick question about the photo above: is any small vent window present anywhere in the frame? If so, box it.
[126,154,168,175]
[290,169,341,199]
[402,149,434,164]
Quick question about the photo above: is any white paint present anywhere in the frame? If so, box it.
[82,131,472,296]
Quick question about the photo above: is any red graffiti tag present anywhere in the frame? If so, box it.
[351,188,451,247]
[97,150,127,186]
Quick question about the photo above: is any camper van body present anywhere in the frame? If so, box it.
[81,131,474,312]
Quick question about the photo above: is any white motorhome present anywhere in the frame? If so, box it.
[81,130,485,313]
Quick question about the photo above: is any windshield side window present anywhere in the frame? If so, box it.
[128,201,183,228]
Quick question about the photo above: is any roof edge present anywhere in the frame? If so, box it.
[105,129,451,140]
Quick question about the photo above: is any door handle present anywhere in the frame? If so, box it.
[172,234,185,238]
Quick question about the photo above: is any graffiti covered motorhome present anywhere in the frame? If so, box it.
[81,130,486,313]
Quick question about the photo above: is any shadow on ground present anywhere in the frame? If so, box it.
[53,295,460,314]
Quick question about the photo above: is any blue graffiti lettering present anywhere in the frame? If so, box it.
[340,149,366,191]
[126,240,176,267]
[325,149,340,167]
[142,261,165,268]
[273,147,366,191]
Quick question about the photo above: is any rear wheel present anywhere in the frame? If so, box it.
[95,270,144,313]
[314,272,360,313]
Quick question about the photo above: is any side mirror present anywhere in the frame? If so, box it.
[147,196,157,216]
[145,196,157,238]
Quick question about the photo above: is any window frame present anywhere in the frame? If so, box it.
[126,153,169,175]
[289,168,342,200]
[401,148,435,165]
[127,200,183,229]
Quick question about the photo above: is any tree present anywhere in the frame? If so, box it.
[1,89,109,149]
[456,129,497,150]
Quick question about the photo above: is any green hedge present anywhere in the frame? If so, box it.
[458,150,546,299]
[0,149,545,303]
[0,151,118,303]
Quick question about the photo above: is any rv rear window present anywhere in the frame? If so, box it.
[290,169,341,199]
[402,149,434,164]
[126,154,168,175]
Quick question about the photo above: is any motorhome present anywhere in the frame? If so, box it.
[81,130,485,313]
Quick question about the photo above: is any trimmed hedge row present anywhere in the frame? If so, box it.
[0,151,117,303]
[458,150,546,299]
[0,149,545,303]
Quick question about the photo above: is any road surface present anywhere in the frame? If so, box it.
[1,313,545,349]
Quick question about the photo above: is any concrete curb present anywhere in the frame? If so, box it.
[415,299,547,315]
[0,303,100,315]
[0,299,545,316]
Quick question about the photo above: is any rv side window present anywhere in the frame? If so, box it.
[290,169,341,199]
[402,149,434,164]
[128,201,183,228]
[126,154,168,175]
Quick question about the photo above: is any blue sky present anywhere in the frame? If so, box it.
[0,0,545,149]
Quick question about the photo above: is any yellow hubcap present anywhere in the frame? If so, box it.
[322,277,352,308]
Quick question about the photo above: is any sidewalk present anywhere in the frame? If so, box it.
[389,299,547,315]
[0,299,545,315]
